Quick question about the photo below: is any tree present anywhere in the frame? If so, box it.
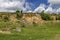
[16,10,20,13]
[40,10,52,20]
[16,10,23,19]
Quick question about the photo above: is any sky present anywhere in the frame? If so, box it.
[0,0,60,14]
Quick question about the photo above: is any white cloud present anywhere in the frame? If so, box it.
[56,8,60,14]
[0,0,32,12]
[25,2,32,11]
[33,0,60,14]
[48,0,60,6]
[34,4,45,13]
[0,0,60,14]
[45,7,54,14]
[27,10,32,13]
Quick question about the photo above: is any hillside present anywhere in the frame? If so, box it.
[0,12,58,24]
[0,12,59,40]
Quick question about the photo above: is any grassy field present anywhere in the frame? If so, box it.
[0,21,60,40]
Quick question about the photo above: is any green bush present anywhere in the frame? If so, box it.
[40,11,52,20]
[3,16,9,22]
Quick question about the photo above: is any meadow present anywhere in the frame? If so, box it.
[0,21,60,40]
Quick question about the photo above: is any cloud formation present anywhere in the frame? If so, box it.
[45,7,53,14]
[33,0,60,14]
[47,0,60,13]
[48,0,60,6]
[0,0,32,12]
[33,4,45,13]
[0,0,60,14]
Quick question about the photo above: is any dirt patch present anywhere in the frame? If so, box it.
[0,30,11,34]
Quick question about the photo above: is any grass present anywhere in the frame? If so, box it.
[0,21,60,40]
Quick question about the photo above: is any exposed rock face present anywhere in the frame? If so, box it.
[0,13,57,24]
[33,14,42,23]
[51,15,57,20]
[9,14,17,23]
[22,13,42,24]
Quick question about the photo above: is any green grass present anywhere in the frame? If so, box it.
[0,22,60,40]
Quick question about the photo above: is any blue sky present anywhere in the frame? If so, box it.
[27,0,48,5]
[0,0,60,13]
[26,0,49,11]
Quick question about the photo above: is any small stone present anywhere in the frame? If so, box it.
[16,27,21,32]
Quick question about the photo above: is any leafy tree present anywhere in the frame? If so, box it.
[40,10,52,20]
[16,10,23,19]
[16,10,20,13]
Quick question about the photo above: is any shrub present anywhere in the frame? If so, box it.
[40,11,52,20]
[3,16,9,22]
